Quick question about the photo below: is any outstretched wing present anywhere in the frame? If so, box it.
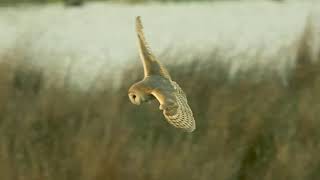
[151,81,196,132]
[135,16,171,80]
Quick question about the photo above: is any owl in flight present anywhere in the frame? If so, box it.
[128,16,196,132]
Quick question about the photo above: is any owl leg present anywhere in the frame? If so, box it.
[159,99,178,114]
[151,89,178,112]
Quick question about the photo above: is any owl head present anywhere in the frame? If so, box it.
[128,81,154,105]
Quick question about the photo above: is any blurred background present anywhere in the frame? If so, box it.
[0,0,320,180]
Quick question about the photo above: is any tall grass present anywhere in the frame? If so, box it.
[0,16,319,180]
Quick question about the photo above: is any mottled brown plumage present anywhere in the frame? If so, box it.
[128,16,195,132]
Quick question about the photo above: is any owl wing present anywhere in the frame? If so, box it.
[151,81,196,132]
[135,16,171,80]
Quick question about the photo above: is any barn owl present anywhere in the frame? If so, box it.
[128,16,196,132]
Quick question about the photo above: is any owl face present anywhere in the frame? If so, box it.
[128,90,144,105]
[128,83,154,105]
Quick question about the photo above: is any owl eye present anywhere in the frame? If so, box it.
[132,95,136,99]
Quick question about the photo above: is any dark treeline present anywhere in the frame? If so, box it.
[0,0,285,6]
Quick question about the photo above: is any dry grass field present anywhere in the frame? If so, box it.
[0,2,320,180]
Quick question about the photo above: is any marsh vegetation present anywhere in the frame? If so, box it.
[0,1,319,180]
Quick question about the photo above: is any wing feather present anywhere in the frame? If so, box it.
[135,16,171,80]
[151,81,196,132]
